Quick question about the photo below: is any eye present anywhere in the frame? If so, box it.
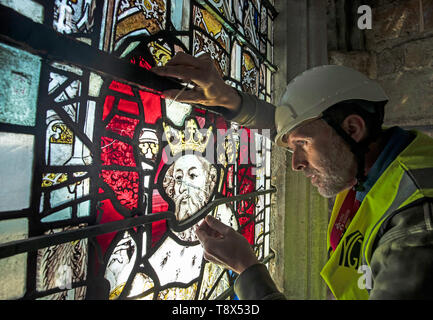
[175,175,182,183]
[189,173,198,180]
[296,140,307,147]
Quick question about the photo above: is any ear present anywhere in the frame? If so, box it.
[341,114,367,142]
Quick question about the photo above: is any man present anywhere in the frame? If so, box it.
[152,52,433,300]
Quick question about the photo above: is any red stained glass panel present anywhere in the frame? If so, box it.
[152,189,169,213]
[118,98,139,115]
[139,91,161,124]
[106,115,139,138]
[96,198,125,254]
[103,95,115,120]
[100,170,139,210]
[151,189,169,246]
[101,137,136,167]
[109,81,134,95]
[238,127,251,165]
[240,217,254,245]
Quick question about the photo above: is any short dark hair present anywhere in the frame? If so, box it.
[322,99,386,141]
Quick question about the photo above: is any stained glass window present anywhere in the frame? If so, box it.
[0,0,276,300]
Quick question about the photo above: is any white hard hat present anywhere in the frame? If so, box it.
[274,65,388,147]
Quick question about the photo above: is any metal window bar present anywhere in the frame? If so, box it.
[0,186,276,260]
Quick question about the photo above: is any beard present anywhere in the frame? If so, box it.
[174,188,209,221]
[306,135,357,198]
[173,189,210,242]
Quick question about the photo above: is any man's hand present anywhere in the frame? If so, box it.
[195,215,259,274]
[151,52,241,113]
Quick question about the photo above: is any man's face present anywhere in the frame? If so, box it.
[171,155,212,220]
[284,119,358,198]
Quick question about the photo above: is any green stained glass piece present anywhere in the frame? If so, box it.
[0,218,28,299]
[77,200,91,217]
[0,0,44,23]
[171,0,190,30]
[41,207,72,222]
[0,43,41,126]
[0,132,34,212]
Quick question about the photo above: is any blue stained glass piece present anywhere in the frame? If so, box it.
[171,0,183,30]
[0,43,41,126]
[77,200,91,217]
[41,207,72,222]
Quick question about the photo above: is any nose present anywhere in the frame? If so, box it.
[291,150,308,171]
[178,179,187,193]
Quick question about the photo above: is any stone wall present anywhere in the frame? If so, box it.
[270,0,329,300]
[327,0,433,136]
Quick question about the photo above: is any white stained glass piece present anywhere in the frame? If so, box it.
[53,0,95,34]
[84,101,96,142]
[0,132,34,212]
[198,262,229,300]
[230,41,241,82]
[50,62,83,76]
[54,79,81,103]
[105,231,137,299]
[48,72,68,94]
[158,283,197,300]
[141,162,153,171]
[49,178,90,208]
[36,226,88,297]
[214,204,238,231]
[138,128,158,161]
[149,236,203,286]
[88,72,103,97]
[128,273,154,299]
[165,100,192,126]
[62,136,93,166]
[0,218,28,299]
[255,221,264,244]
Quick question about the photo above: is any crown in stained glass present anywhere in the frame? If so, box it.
[163,119,212,156]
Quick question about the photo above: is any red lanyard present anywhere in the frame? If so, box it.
[330,188,361,251]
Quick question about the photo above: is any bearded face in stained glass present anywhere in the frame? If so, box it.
[163,154,217,222]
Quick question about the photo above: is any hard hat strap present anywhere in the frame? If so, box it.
[320,114,369,192]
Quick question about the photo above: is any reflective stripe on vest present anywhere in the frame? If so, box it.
[320,130,433,300]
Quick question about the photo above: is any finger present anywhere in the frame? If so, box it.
[167,52,208,68]
[195,52,212,61]
[195,224,212,245]
[151,65,194,82]
[204,215,231,235]
[163,89,207,105]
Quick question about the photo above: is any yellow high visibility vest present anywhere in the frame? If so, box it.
[320,131,433,300]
